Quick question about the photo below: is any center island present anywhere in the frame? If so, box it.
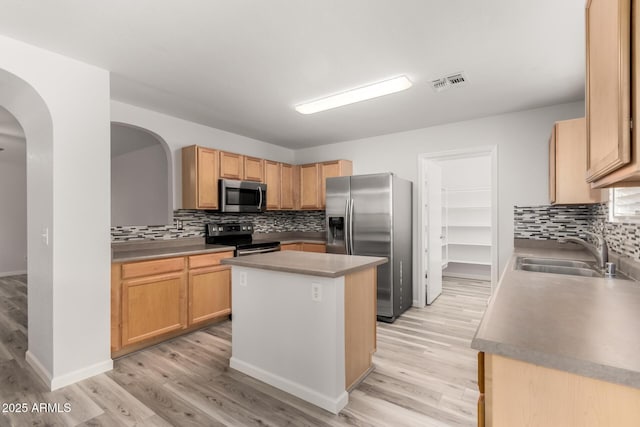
[221,250,387,414]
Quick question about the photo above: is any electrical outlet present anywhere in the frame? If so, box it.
[311,282,322,302]
[239,271,247,286]
[41,227,49,246]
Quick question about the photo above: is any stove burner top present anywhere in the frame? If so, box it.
[205,222,280,254]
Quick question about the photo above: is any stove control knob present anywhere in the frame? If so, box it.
[218,226,224,231]
[242,226,247,231]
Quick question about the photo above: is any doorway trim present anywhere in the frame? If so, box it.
[415,145,498,307]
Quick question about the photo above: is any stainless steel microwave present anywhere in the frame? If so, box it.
[219,179,267,212]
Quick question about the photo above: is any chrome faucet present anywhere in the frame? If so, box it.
[559,231,608,270]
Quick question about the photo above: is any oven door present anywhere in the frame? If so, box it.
[219,179,267,212]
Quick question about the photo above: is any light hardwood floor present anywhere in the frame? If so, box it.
[0,275,490,426]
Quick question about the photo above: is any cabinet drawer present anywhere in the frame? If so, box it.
[302,243,326,253]
[280,243,302,251]
[189,251,234,269]
[121,257,185,279]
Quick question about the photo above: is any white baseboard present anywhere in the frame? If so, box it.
[230,357,348,414]
[25,350,52,388]
[50,359,113,391]
[26,351,113,391]
[0,270,27,278]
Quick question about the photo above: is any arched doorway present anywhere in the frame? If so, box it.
[110,122,173,227]
[0,59,112,390]
[0,106,26,276]
[0,68,56,383]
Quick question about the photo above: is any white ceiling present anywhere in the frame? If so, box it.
[0,1,586,149]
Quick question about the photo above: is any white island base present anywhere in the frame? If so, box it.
[224,252,384,414]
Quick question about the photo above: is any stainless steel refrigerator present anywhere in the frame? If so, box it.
[326,173,412,322]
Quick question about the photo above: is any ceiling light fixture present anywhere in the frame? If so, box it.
[295,75,413,115]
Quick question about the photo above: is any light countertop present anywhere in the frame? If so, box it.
[111,237,234,263]
[471,244,640,389]
[222,251,387,278]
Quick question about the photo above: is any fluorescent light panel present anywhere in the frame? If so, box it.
[295,75,412,114]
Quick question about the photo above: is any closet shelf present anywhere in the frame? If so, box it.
[448,241,491,247]
[448,259,491,266]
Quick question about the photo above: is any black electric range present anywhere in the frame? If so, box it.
[205,222,280,256]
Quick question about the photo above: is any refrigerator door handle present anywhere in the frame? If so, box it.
[344,199,350,254]
[349,199,355,255]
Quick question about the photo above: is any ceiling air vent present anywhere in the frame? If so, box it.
[431,72,467,92]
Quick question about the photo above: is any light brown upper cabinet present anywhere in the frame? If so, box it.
[300,163,321,209]
[320,160,353,208]
[550,118,603,204]
[300,160,353,209]
[264,160,281,209]
[220,151,263,182]
[590,0,640,187]
[182,146,219,210]
[243,156,264,182]
[280,163,296,210]
[183,145,350,210]
[219,151,244,180]
[585,0,632,184]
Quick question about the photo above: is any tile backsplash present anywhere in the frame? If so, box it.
[111,210,326,241]
[514,203,640,262]
[514,204,596,240]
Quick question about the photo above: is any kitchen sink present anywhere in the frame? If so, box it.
[518,264,601,277]
[515,256,632,280]
[517,257,592,269]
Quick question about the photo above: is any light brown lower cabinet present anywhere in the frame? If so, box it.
[280,243,302,251]
[301,242,326,253]
[480,352,640,426]
[112,251,234,356]
[121,271,187,346]
[478,352,486,427]
[279,242,326,252]
[188,265,231,325]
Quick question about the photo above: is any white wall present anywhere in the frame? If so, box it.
[112,144,170,226]
[440,155,492,189]
[0,34,112,388]
[0,136,26,275]
[230,267,347,413]
[294,101,585,285]
[111,101,296,209]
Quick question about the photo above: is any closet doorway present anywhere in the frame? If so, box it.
[417,146,498,307]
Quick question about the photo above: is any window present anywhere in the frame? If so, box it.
[609,187,640,223]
